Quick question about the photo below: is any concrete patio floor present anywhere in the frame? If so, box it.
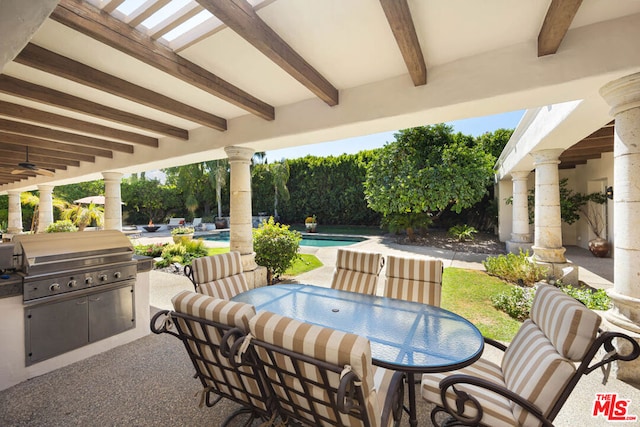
[1,232,636,426]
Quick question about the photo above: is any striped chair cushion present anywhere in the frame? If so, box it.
[198,275,249,300]
[502,320,576,426]
[384,256,443,305]
[529,284,601,361]
[372,366,400,427]
[331,249,383,295]
[172,290,255,332]
[170,291,266,410]
[249,311,381,426]
[421,357,517,426]
[192,251,244,284]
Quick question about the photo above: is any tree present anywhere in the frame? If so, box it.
[61,202,104,231]
[364,125,494,232]
[121,176,181,224]
[212,160,229,219]
[270,160,290,219]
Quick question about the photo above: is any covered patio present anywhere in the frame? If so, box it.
[2,0,640,411]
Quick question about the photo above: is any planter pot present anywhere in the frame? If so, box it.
[588,237,610,258]
[215,218,227,229]
[173,234,194,244]
[143,225,160,232]
[305,223,317,233]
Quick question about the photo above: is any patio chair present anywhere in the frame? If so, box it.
[421,284,640,427]
[237,310,405,426]
[191,217,203,229]
[330,249,384,295]
[184,251,248,298]
[382,255,443,306]
[150,291,273,425]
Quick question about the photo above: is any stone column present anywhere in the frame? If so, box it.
[225,146,267,288]
[506,171,533,254]
[600,72,640,334]
[531,149,566,263]
[102,172,123,231]
[37,184,54,233]
[6,190,23,234]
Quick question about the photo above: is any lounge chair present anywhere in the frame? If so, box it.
[421,284,640,426]
[191,217,202,229]
[167,217,185,230]
[184,251,249,298]
[330,249,384,295]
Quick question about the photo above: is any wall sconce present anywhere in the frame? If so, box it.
[606,186,613,200]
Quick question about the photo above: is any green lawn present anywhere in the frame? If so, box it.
[442,267,521,342]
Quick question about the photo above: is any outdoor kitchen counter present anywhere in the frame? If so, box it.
[0,273,22,299]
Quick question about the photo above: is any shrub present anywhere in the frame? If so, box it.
[154,239,208,268]
[448,224,477,242]
[483,250,547,287]
[491,285,536,321]
[45,220,78,233]
[134,243,167,258]
[562,285,611,310]
[171,226,194,235]
[253,216,302,285]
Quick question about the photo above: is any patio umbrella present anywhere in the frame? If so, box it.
[74,195,106,204]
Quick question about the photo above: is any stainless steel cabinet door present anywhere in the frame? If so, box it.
[89,283,135,342]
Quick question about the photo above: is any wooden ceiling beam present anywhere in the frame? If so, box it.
[51,0,275,120]
[0,142,95,163]
[0,150,74,168]
[584,126,614,139]
[0,75,186,140]
[379,0,426,86]
[16,44,227,132]
[149,3,204,39]
[102,0,125,14]
[0,100,158,147]
[0,131,113,158]
[0,118,134,154]
[538,0,583,57]
[127,0,171,28]
[196,0,339,106]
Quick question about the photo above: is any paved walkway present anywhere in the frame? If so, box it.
[1,231,634,426]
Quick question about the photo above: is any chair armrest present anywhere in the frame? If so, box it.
[183,264,198,290]
[150,309,180,339]
[438,374,555,427]
[380,371,405,427]
[583,330,640,379]
[483,336,507,352]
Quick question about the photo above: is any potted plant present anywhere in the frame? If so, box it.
[581,193,609,257]
[305,215,317,233]
[171,226,195,244]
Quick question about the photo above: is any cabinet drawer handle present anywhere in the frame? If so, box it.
[89,297,102,302]
[76,300,87,305]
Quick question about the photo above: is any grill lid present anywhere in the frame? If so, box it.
[13,230,134,275]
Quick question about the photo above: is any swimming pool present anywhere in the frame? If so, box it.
[203,232,365,247]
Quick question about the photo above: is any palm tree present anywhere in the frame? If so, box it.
[20,192,68,232]
[270,160,290,219]
[61,203,104,231]
[212,159,228,220]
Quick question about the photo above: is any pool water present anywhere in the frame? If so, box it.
[204,232,364,247]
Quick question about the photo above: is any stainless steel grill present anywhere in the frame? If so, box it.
[13,230,137,365]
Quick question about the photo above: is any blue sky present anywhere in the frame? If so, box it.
[266,109,525,161]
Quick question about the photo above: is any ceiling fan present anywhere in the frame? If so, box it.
[11,147,55,177]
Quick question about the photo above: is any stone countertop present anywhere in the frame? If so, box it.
[0,272,22,299]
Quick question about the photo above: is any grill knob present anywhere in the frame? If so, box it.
[99,274,108,282]
[49,283,60,292]
[85,277,93,285]
[68,280,78,288]
[114,271,121,279]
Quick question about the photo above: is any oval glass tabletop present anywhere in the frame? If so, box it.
[232,284,484,372]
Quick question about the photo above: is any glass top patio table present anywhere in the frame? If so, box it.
[231,284,484,373]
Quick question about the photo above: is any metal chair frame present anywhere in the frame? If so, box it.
[150,310,274,426]
[431,330,640,426]
[233,334,405,427]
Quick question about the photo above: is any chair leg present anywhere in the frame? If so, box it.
[220,407,259,427]
[430,405,465,427]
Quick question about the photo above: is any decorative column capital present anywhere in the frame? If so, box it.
[102,171,124,182]
[530,149,564,165]
[224,146,255,162]
[600,71,640,116]
[37,184,54,193]
[510,170,530,181]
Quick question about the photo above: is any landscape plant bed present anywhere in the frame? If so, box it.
[390,229,505,255]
